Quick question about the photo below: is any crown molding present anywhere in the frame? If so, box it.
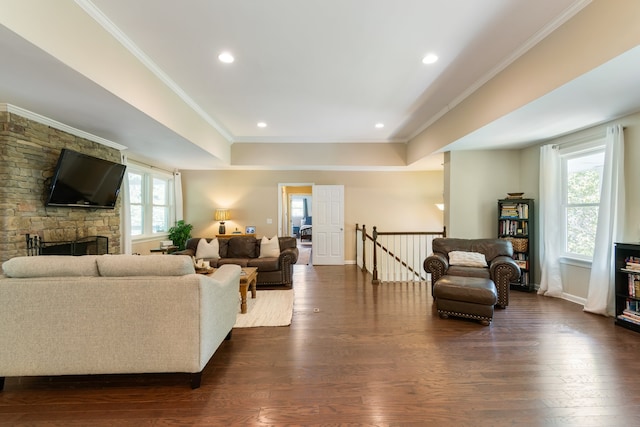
[409,0,593,140]
[0,103,127,151]
[74,0,234,143]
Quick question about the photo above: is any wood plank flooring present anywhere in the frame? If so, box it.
[2,264,640,426]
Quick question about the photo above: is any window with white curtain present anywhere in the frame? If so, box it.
[561,143,605,260]
[127,164,175,239]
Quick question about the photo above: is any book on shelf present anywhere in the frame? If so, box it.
[625,256,640,270]
[499,203,529,219]
[627,274,640,297]
[626,299,640,311]
[618,313,640,325]
[622,308,640,320]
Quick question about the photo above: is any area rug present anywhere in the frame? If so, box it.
[234,290,294,328]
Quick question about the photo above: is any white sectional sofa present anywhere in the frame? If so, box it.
[0,254,241,389]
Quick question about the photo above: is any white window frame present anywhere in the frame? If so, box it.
[127,163,175,241]
[559,139,605,262]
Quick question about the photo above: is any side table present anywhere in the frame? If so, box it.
[150,246,179,254]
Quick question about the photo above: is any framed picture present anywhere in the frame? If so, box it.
[245,226,256,234]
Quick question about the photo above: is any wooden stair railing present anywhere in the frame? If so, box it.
[356,224,446,284]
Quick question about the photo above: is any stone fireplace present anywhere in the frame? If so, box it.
[0,110,123,263]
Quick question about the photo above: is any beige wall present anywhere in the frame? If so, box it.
[180,169,444,262]
[447,149,522,238]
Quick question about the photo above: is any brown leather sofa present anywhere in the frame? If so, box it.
[177,236,299,288]
[423,238,520,308]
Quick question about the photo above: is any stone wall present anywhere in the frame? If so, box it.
[0,111,122,263]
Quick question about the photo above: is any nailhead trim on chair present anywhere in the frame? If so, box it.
[438,309,492,325]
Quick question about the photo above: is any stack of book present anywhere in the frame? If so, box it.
[500,203,528,219]
[500,204,520,218]
[625,256,640,271]
[619,302,640,325]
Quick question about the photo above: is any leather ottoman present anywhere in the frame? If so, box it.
[433,275,498,325]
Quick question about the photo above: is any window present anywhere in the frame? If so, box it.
[127,165,174,239]
[291,199,304,217]
[561,145,605,259]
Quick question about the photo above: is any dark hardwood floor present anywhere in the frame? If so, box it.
[2,264,640,426]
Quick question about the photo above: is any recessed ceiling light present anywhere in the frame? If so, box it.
[375,123,384,129]
[257,122,267,128]
[422,53,438,64]
[218,52,235,63]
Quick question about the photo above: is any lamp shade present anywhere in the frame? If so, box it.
[214,209,230,221]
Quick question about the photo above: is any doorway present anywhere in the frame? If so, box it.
[278,183,313,238]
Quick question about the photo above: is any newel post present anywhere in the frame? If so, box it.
[372,226,379,284]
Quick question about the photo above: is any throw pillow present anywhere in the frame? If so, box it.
[448,251,488,267]
[259,235,280,258]
[195,238,219,259]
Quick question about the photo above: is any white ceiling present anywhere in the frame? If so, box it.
[1,0,639,170]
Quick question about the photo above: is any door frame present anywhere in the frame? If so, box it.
[277,183,313,237]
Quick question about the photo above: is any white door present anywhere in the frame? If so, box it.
[312,185,344,265]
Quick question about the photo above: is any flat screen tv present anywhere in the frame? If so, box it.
[46,149,126,209]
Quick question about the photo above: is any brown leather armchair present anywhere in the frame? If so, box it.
[423,238,520,308]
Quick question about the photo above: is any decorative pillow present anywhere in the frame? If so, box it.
[448,251,488,267]
[195,238,219,259]
[259,235,280,258]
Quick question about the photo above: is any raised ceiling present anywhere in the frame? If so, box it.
[1,0,639,170]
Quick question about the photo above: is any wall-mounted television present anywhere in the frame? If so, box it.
[46,149,126,209]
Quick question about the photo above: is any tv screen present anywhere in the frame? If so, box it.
[46,149,126,209]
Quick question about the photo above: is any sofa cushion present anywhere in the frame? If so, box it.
[227,237,257,258]
[2,255,100,278]
[218,258,249,268]
[259,235,280,258]
[196,238,219,259]
[97,254,195,277]
[448,251,487,267]
[447,265,491,279]
[248,257,279,271]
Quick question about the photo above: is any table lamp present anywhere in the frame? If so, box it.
[214,209,230,234]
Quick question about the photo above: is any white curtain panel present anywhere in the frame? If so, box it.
[174,171,184,222]
[584,125,625,316]
[538,144,564,297]
[121,154,132,255]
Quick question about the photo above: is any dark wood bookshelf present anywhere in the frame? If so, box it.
[498,198,534,292]
[614,242,640,333]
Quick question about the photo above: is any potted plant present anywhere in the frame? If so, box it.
[168,220,193,250]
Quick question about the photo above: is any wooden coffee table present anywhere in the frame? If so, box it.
[239,267,258,314]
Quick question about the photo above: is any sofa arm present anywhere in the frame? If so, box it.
[173,248,195,257]
[489,256,520,281]
[489,255,521,308]
[423,253,448,284]
[279,247,299,266]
